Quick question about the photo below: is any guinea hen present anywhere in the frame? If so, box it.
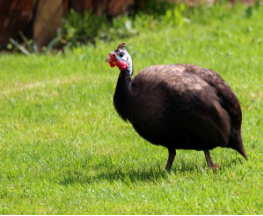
[105,42,247,172]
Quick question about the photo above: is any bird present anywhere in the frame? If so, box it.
[105,42,247,172]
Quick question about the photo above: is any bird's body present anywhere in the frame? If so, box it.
[106,43,247,172]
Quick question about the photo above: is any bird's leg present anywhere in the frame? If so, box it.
[204,150,218,173]
[165,149,176,171]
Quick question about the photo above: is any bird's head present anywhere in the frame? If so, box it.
[105,42,133,75]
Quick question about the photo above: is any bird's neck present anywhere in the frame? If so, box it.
[113,69,134,121]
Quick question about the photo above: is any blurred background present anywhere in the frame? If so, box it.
[0,0,262,53]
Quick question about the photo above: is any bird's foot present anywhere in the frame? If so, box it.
[213,164,219,168]
[208,164,219,173]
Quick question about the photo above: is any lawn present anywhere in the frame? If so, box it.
[0,4,263,214]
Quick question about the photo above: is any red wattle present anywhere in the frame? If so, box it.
[116,61,129,69]
[109,62,116,67]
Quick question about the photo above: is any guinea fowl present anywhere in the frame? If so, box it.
[105,42,247,172]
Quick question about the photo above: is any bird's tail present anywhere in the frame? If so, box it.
[228,128,248,160]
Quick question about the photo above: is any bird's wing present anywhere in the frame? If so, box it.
[179,64,242,128]
[162,68,231,148]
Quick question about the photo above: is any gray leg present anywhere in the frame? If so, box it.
[204,150,218,173]
[165,149,176,171]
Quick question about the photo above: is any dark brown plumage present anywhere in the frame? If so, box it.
[106,42,247,172]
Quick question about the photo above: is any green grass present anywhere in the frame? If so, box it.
[0,4,263,214]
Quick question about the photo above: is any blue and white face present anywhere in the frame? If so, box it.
[114,49,133,74]
[105,43,133,75]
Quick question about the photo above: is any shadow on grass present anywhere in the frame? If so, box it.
[59,167,167,186]
[58,161,204,186]
[58,156,246,186]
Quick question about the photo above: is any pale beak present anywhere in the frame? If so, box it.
[105,53,117,68]
[105,55,112,62]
